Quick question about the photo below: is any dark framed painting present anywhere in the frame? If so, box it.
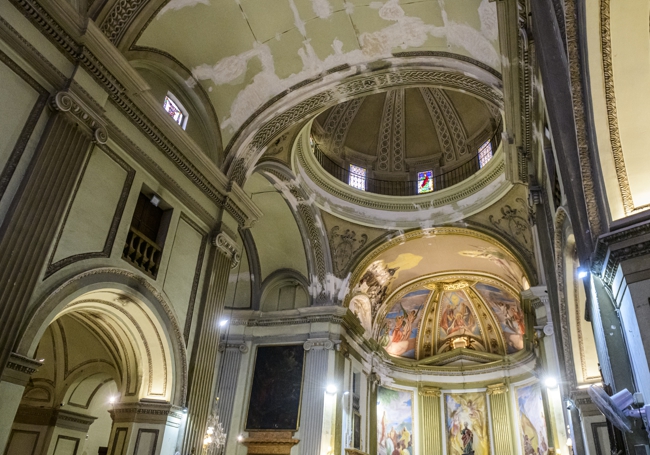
[245,344,305,430]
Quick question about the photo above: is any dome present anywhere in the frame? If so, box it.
[311,87,501,176]
[375,278,526,363]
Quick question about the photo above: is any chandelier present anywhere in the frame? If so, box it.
[202,411,227,454]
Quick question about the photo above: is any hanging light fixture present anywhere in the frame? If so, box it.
[202,408,227,454]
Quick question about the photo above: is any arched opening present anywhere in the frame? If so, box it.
[5,279,186,455]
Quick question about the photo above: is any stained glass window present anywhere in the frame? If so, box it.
[349,164,366,191]
[164,95,185,127]
[417,170,434,194]
[478,139,493,168]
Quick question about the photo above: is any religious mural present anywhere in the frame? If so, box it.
[353,253,423,318]
[458,245,527,289]
[445,392,490,455]
[245,345,305,430]
[475,283,526,353]
[437,290,484,352]
[516,384,549,455]
[377,386,414,455]
[378,290,429,358]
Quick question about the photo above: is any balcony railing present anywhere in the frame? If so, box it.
[122,226,162,278]
[313,122,502,197]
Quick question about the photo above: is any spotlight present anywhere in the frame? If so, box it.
[219,319,229,327]
[182,407,188,414]
[577,267,589,279]
[343,391,350,395]
[544,377,558,388]
[237,435,244,442]
[325,384,337,395]
[38,358,45,363]
[150,194,161,207]
[109,396,117,404]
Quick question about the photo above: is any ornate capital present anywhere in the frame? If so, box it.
[2,353,42,386]
[51,91,108,144]
[218,342,248,353]
[418,386,441,397]
[213,231,241,268]
[486,383,508,395]
[303,338,335,351]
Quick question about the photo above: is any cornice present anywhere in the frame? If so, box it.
[8,0,260,228]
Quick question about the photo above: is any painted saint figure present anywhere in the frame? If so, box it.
[461,422,474,455]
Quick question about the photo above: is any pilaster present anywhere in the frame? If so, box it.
[215,340,248,454]
[487,383,514,455]
[182,229,240,454]
[418,386,442,455]
[0,89,103,374]
[298,338,336,455]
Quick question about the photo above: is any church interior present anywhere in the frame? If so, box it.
[1,0,650,454]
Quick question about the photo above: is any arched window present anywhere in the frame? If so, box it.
[163,92,188,130]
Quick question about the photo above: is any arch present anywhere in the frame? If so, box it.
[223,58,503,185]
[260,269,310,312]
[554,207,600,388]
[127,50,223,163]
[16,268,188,406]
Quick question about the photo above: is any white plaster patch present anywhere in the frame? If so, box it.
[477,0,498,42]
[157,0,209,17]
[191,0,500,132]
[344,1,354,14]
[288,0,307,37]
[312,0,332,19]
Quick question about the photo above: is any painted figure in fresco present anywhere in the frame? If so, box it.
[380,410,387,446]
[459,246,521,286]
[440,294,476,337]
[460,423,474,454]
[523,434,536,455]
[461,422,474,455]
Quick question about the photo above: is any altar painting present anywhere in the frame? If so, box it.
[379,290,429,358]
[437,290,481,351]
[516,384,549,455]
[445,392,490,455]
[377,386,413,455]
[475,283,525,353]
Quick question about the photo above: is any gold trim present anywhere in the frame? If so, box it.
[599,0,635,214]
[419,386,442,397]
[486,383,508,395]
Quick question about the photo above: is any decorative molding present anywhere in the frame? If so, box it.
[418,386,441,397]
[329,226,368,278]
[183,215,208,344]
[563,0,602,234]
[45,143,135,277]
[420,87,454,162]
[486,382,508,395]
[0,47,49,201]
[51,91,108,144]
[213,231,241,268]
[100,0,147,45]
[489,197,532,247]
[228,67,502,185]
[110,401,183,423]
[599,0,635,215]
[3,352,42,379]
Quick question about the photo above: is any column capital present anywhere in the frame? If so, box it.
[418,386,441,398]
[486,383,509,395]
[212,231,241,268]
[2,353,42,386]
[50,91,108,144]
[218,341,248,353]
[303,338,336,351]
[109,400,183,424]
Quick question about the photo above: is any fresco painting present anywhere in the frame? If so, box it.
[377,386,414,455]
[445,392,490,455]
[475,283,525,353]
[516,384,549,455]
[245,345,305,430]
[378,289,429,358]
[437,290,482,351]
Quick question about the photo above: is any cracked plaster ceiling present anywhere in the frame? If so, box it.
[137,0,501,144]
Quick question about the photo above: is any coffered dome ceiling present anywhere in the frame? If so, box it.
[312,88,500,172]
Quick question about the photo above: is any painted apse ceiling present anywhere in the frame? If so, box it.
[347,228,530,364]
[137,0,501,144]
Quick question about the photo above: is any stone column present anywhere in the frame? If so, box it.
[182,230,240,454]
[418,386,442,455]
[215,340,247,454]
[0,354,42,453]
[298,338,335,455]
[0,91,105,372]
[487,383,514,455]
[107,401,183,455]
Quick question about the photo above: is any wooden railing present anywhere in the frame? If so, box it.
[122,226,162,278]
